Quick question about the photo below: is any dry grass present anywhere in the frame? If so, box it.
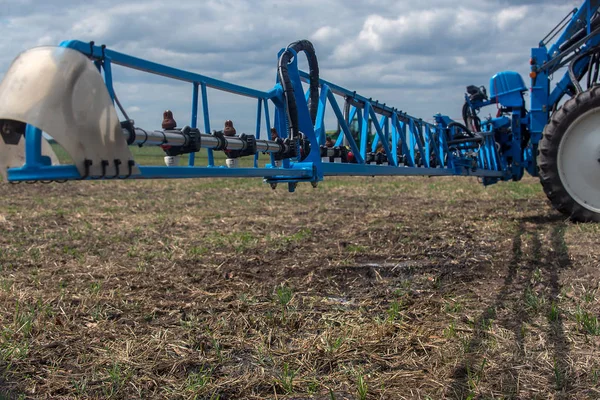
[0,174,599,399]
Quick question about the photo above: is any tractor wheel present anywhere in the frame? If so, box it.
[538,87,600,222]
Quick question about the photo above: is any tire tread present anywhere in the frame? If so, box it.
[538,87,600,222]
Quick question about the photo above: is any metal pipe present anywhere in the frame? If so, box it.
[126,128,186,146]
[123,127,284,153]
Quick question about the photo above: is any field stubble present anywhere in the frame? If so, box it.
[0,172,599,399]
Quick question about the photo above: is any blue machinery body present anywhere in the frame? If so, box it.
[1,1,599,214]
[3,40,507,189]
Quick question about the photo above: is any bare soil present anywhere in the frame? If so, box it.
[0,175,598,399]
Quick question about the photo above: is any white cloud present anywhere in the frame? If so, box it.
[311,26,342,43]
[126,106,141,113]
[0,0,583,133]
[455,56,468,66]
[496,6,529,30]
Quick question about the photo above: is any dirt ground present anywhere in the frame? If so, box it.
[0,175,599,399]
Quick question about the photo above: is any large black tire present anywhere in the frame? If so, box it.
[538,87,600,222]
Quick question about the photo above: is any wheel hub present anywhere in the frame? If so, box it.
[557,108,600,214]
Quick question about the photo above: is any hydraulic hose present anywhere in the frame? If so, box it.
[590,52,600,87]
[278,40,319,138]
[565,42,600,98]
[569,51,589,94]
[461,102,481,133]
[447,121,474,139]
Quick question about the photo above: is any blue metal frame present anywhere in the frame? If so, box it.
[6,1,600,190]
[5,39,507,188]
[531,0,600,141]
[1,37,516,190]
[14,2,599,190]
[452,0,600,183]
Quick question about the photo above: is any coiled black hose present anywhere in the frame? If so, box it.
[278,40,319,138]
[462,102,481,133]
[569,51,590,94]
[447,121,474,140]
[566,43,600,94]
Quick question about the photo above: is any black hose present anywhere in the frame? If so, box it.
[341,97,351,140]
[447,121,474,139]
[461,102,469,127]
[278,40,319,138]
[461,102,481,133]
[343,96,351,125]
[593,53,600,84]
[569,51,588,94]
[567,45,600,94]
[587,52,595,89]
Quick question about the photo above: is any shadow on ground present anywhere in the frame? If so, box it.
[448,213,572,399]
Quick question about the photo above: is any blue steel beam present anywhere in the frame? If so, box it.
[335,106,357,147]
[200,83,215,167]
[5,40,509,185]
[7,161,505,182]
[254,98,263,168]
[320,163,503,178]
[7,165,314,182]
[60,40,271,100]
[325,87,364,163]
[547,0,600,57]
[367,105,395,166]
[359,102,369,160]
[189,82,199,166]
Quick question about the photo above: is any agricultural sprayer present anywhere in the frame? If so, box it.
[1,1,599,221]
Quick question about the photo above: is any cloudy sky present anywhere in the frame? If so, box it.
[0,0,583,135]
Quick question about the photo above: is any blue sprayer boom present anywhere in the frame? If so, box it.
[1,1,599,221]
